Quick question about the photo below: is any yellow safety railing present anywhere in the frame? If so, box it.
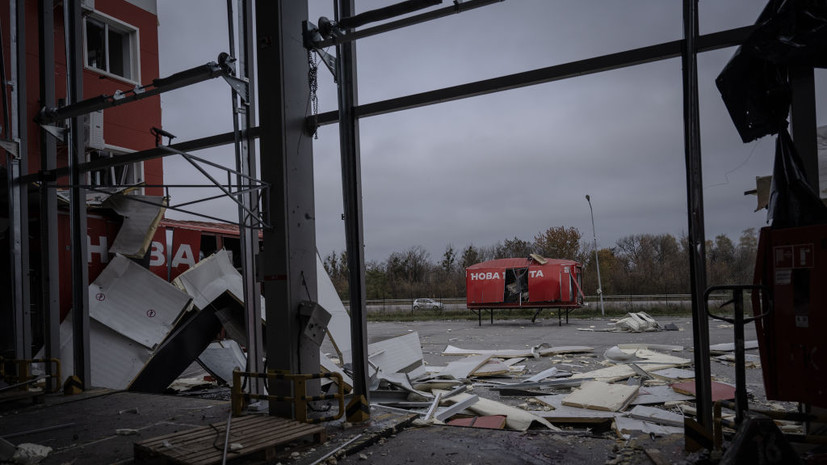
[0,357,62,393]
[231,370,345,423]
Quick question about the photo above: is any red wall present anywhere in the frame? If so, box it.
[5,0,162,194]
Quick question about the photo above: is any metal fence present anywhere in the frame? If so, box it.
[342,294,731,312]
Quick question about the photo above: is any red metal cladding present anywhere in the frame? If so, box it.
[465,258,583,309]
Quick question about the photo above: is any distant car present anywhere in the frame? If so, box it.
[412,298,444,311]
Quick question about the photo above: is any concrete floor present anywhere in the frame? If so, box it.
[0,316,796,464]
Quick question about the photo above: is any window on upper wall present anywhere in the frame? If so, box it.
[84,13,140,82]
[87,149,144,193]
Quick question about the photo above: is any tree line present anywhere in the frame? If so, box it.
[323,226,760,301]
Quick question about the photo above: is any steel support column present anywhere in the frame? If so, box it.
[256,0,318,418]
[682,0,712,434]
[789,66,819,194]
[38,0,60,392]
[336,0,370,414]
[232,0,264,396]
[8,0,31,361]
[66,0,90,387]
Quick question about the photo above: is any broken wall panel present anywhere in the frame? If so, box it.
[173,249,243,309]
[562,380,639,412]
[317,253,351,362]
[129,302,222,393]
[198,339,249,386]
[172,248,267,320]
[344,331,426,380]
[88,255,192,349]
[59,312,153,389]
[103,194,167,258]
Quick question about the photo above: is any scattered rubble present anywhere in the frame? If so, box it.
[9,443,52,465]
[321,326,781,447]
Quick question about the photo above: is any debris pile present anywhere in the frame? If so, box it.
[578,312,679,333]
[326,336,766,441]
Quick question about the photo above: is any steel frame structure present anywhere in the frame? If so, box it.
[3,0,820,439]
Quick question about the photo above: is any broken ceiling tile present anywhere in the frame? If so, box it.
[440,354,493,380]
[650,368,696,381]
[441,345,536,358]
[709,341,759,353]
[630,385,693,405]
[537,346,594,356]
[618,344,684,352]
[614,415,684,437]
[628,405,685,427]
[534,394,617,423]
[524,366,560,383]
[562,380,639,412]
[470,359,511,378]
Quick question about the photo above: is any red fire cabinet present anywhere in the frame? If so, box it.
[753,225,827,407]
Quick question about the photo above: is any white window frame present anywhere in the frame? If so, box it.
[86,144,145,195]
[83,10,141,84]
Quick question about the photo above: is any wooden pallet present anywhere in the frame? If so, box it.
[134,415,326,465]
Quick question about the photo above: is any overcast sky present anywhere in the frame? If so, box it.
[157,1,826,263]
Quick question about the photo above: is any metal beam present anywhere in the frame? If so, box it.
[682,0,712,434]
[790,65,819,193]
[8,0,31,361]
[231,0,265,396]
[67,0,91,387]
[257,0,318,419]
[337,0,370,417]
[312,25,754,128]
[36,59,234,125]
[18,127,261,186]
[24,26,753,187]
[316,0,503,48]
[38,0,60,392]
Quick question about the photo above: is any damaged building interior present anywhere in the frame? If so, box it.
[1,0,826,464]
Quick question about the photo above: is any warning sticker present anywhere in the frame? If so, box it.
[774,246,793,269]
[793,244,814,268]
[775,269,792,285]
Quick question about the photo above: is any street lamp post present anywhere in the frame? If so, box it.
[585,195,605,316]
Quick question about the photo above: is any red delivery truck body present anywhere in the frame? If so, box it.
[466,257,584,325]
